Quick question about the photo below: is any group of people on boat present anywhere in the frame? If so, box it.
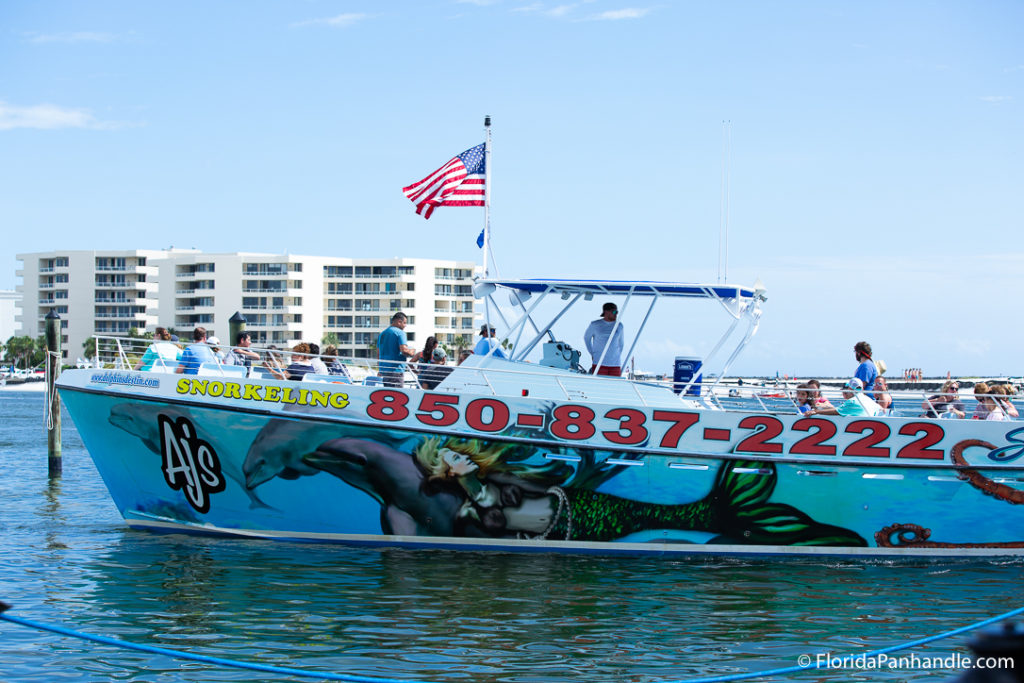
[787,340,1019,420]
[133,326,353,381]
[921,380,1019,421]
[131,322,1020,423]
[376,312,492,389]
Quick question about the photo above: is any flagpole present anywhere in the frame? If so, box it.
[483,115,492,278]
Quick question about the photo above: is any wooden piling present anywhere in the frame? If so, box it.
[44,310,62,478]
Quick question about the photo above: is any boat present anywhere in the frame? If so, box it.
[755,390,787,399]
[55,277,1024,558]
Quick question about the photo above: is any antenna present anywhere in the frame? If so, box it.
[718,120,732,283]
[725,120,731,283]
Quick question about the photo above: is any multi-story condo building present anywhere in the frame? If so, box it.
[0,290,20,348]
[16,250,477,360]
[16,249,188,360]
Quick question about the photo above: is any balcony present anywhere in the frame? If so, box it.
[246,321,304,331]
[242,270,289,278]
[94,281,141,289]
[94,312,149,320]
[97,263,151,273]
[242,287,297,294]
[243,305,304,314]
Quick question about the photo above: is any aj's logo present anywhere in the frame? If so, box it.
[157,415,225,513]
[988,427,1024,463]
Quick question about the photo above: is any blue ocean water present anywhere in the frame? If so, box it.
[1,390,1021,683]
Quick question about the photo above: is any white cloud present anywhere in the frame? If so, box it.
[587,7,651,20]
[511,2,544,11]
[980,95,1012,103]
[548,4,577,17]
[292,13,368,28]
[0,102,122,131]
[1004,65,1024,73]
[25,31,116,44]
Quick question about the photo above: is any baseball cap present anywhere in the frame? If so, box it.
[432,347,447,361]
[479,324,495,335]
[207,336,221,346]
[846,378,864,391]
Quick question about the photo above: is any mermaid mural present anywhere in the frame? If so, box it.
[294,431,866,546]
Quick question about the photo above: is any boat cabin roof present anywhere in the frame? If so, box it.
[483,278,758,300]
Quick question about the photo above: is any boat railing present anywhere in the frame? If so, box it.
[83,336,1021,419]
[702,383,1022,420]
[85,335,699,406]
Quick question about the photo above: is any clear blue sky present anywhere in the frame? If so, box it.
[2,1,1022,377]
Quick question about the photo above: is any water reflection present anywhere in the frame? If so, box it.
[66,532,1024,682]
[40,478,70,551]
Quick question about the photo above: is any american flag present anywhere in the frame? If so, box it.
[402,143,485,219]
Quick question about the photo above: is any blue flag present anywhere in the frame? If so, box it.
[476,229,485,248]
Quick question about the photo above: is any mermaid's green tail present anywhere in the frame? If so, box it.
[562,460,866,546]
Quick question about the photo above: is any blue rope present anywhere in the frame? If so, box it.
[2,603,1022,682]
[659,604,1024,683]
[0,610,440,683]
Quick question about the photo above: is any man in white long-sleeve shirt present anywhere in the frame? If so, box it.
[584,302,624,376]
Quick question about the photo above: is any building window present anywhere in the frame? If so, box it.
[325,266,353,278]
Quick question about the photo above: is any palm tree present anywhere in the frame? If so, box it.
[82,337,98,360]
[5,336,37,369]
[322,332,340,347]
[31,335,47,367]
